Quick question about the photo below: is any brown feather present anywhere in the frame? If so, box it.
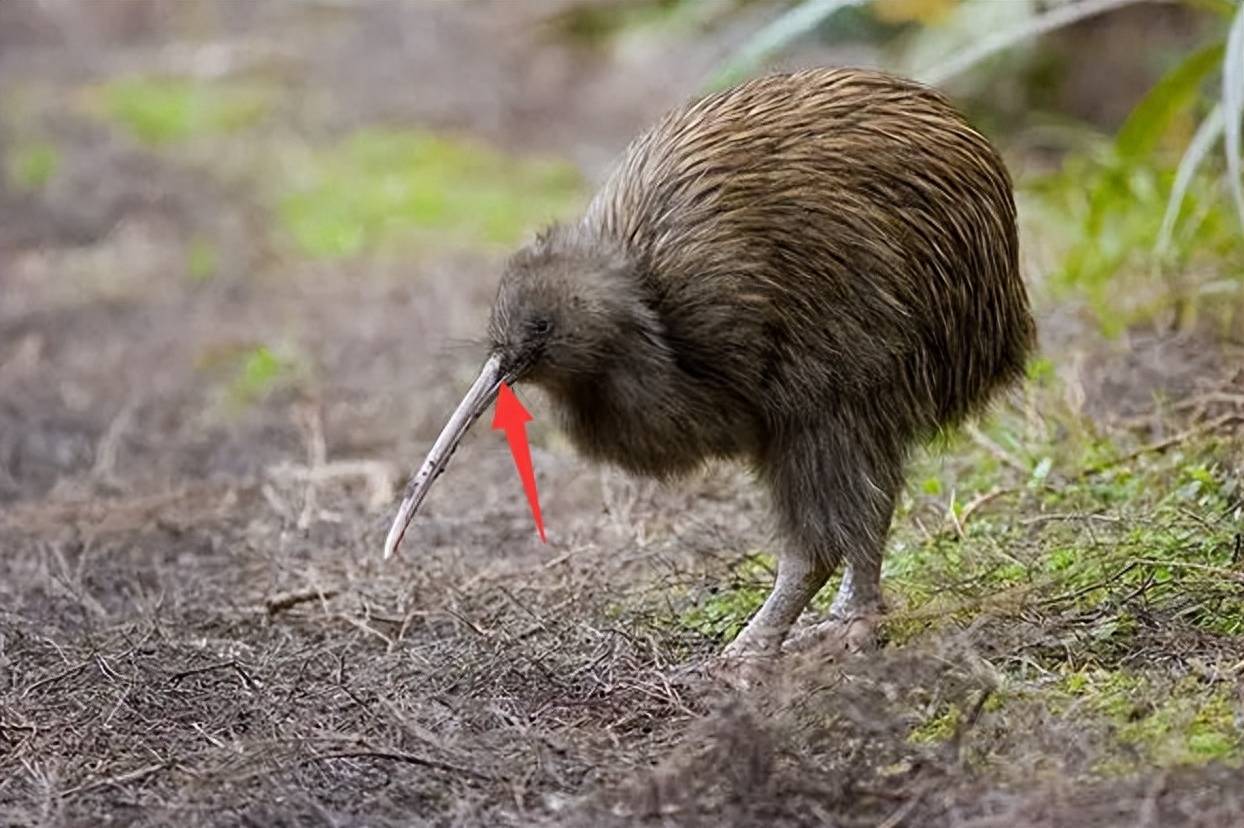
[486,67,1034,629]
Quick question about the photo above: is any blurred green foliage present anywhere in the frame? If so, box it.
[186,237,219,283]
[552,0,691,44]
[276,129,585,259]
[1027,150,1242,335]
[101,76,272,145]
[1026,35,1244,333]
[221,344,302,407]
[6,141,59,190]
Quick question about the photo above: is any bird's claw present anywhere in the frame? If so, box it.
[781,613,879,657]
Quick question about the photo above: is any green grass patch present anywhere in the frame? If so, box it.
[908,668,1243,772]
[1055,669,1242,769]
[6,141,59,190]
[654,373,1243,665]
[677,552,776,642]
[275,128,586,259]
[885,421,1243,641]
[195,342,307,412]
[228,345,294,405]
[99,76,273,145]
[186,237,219,282]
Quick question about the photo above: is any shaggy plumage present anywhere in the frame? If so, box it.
[418,67,1035,658]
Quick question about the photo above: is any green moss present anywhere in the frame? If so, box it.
[6,141,59,190]
[909,703,963,744]
[1053,670,1243,768]
[886,385,1244,644]
[100,76,272,145]
[275,129,585,259]
[1056,668,1144,717]
[1133,687,1242,765]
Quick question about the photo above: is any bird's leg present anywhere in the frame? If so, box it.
[761,420,903,658]
[721,552,829,659]
[828,554,884,619]
[783,554,885,656]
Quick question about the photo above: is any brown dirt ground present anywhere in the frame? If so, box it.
[2,2,1243,827]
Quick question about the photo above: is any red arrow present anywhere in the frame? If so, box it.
[491,383,546,542]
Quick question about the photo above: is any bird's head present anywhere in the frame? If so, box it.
[383,225,656,558]
[489,226,652,388]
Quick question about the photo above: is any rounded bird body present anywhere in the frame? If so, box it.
[387,67,1035,660]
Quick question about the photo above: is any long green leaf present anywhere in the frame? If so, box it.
[1222,3,1244,232]
[920,0,1147,86]
[1156,103,1224,254]
[1027,8,1221,277]
[1115,40,1225,160]
[709,0,867,89]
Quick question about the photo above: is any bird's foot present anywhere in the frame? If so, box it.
[781,612,879,658]
[703,631,785,690]
[704,647,776,691]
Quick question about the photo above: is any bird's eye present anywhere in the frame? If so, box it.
[529,317,552,335]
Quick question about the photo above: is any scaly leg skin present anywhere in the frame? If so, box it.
[828,555,884,619]
[710,419,903,683]
[783,556,884,655]
[709,552,828,688]
[763,418,901,659]
[722,552,829,659]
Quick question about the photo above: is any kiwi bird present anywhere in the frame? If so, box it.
[384,67,1035,659]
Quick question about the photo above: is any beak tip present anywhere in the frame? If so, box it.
[382,511,408,560]
[382,353,506,562]
[382,534,399,560]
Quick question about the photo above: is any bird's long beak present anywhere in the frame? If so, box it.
[383,353,507,559]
